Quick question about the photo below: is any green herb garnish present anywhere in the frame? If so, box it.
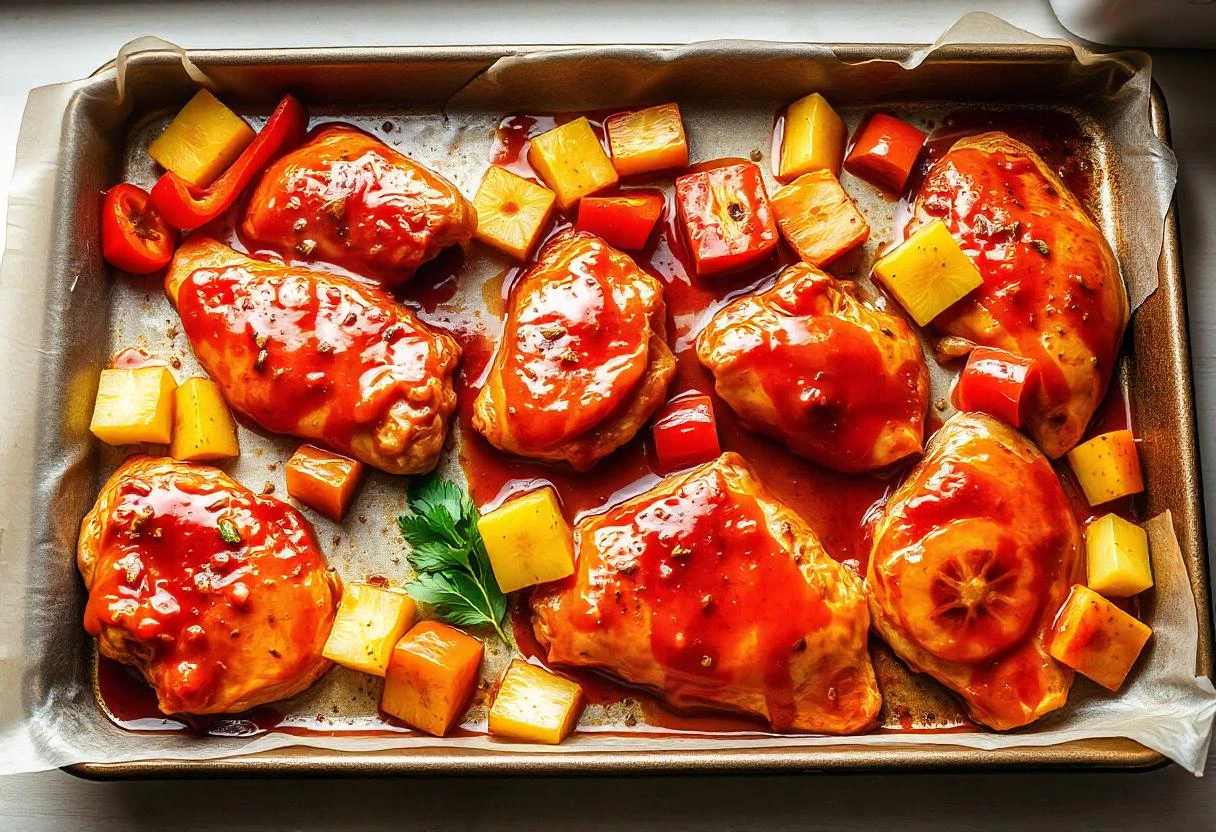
[218,517,242,544]
[397,474,508,642]
[1031,239,1051,257]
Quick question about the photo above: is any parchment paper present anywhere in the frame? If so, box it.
[0,14,1211,776]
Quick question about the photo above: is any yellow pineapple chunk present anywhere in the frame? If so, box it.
[1066,430,1144,506]
[477,488,575,594]
[472,166,555,260]
[149,90,255,187]
[489,659,584,744]
[323,582,418,677]
[527,118,618,210]
[1086,514,1153,597]
[873,219,984,326]
[90,366,176,446]
[169,377,240,461]
[777,92,847,182]
[1048,584,1151,692]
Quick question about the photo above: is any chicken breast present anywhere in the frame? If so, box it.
[78,456,340,715]
[909,132,1127,457]
[867,412,1083,730]
[532,452,881,734]
[473,231,676,471]
[166,237,460,476]
[240,124,476,286]
[697,262,929,472]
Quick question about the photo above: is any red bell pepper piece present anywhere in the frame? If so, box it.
[150,94,309,230]
[652,394,721,472]
[575,191,664,250]
[101,183,176,274]
[843,114,926,193]
[675,160,778,276]
[954,346,1041,427]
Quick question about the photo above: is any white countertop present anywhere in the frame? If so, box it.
[2,1,1214,828]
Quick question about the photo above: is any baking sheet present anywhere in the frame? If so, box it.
[0,13,1212,776]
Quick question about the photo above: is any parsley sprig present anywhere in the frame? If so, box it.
[397,474,508,642]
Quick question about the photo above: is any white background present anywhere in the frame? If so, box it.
[1,0,1214,828]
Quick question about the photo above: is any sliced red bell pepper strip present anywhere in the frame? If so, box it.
[652,394,721,472]
[575,191,664,250]
[150,94,308,230]
[675,160,778,276]
[954,346,1041,427]
[843,113,926,193]
[101,183,176,274]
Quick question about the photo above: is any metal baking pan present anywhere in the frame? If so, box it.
[24,40,1205,776]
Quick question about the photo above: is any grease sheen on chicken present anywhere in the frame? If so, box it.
[78,456,340,715]
[697,262,929,472]
[240,125,476,286]
[167,237,460,476]
[867,412,1083,730]
[532,453,881,734]
[909,132,1127,457]
[473,230,675,471]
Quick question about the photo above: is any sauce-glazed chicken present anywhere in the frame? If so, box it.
[167,237,460,475]
[697,262,929,473]
[473,230,675,471]
[867,413,1083,729]
[240,125,476,286]
[909,132,1128,458]
[532,453,881,733]
[78,456,341,715]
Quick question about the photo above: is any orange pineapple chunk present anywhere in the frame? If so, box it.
[381,621,483,736]
[1048,584,1151,692]
[605,103,689,177]
[771,170,870,267]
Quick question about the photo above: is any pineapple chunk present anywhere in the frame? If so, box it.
[1066,430,1144,506]
[605,103,689,177]
[285,444,365,521]
[777,92,848,182]
[169,377,239,461]
[478,488,576,594]
[489,660,584,744]
[472,166,555,260]
[527,118,618,210]
[1086,514,1153,597]
[148,90,255,187]
[873,219,984,326]
[381,621,483,736]
[1048,584,1152,692]
[323,582,418,676]
[771,170,870,267]
[90,366,176,446]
